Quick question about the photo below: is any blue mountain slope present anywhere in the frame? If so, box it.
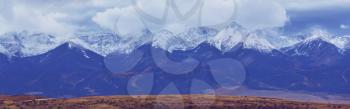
[280,39,349,93]
[0,53,8,67]
[0,39,349,97]
[0,43,128,97]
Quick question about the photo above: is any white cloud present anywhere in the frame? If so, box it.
[200,0,237,26]
[0,0,86,35]
[92,7,146,35]
[340,24,349,29]
[0,0,348,35]
[92,8,124,32]
[236,0,288,30]
[89,0,132,8]
[92,0,288,34]
[0,0,141,35]
[11,6,74,34]
[278,0,350,10]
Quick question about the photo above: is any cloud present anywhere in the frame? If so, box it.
[92,0,288,34]
[278,0,350,10]
[92,7,146,35]
[11,6,74,34]
[0,0,85,35]
[89,0,133,8]
[0,0,348,36]
[235,0,288,30]
[340,24,349,29]
[0,0,132,35]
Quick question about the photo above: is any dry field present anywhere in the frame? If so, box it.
[0,95,349,109]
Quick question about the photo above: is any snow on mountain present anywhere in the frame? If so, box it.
[0,26,350,57]
[71,32,120,56]
[209,25,246,52]
[282,29,350,56]
[284,39,337,56]
[209,24,276,52]
[330,36,350,50]
[303,29,350,50]
[243,33,276,52]
[68,30,152,56]
[152,27,217,52]
[0,31,62,57]
[152,30,185,51]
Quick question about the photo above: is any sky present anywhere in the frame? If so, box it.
[0,0,349,36]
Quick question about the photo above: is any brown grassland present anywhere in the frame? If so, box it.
[0,95,349,109]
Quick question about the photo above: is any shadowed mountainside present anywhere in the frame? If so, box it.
[1,40,350,97]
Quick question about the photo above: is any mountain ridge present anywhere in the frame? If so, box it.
[0,34,347,57]
[1,27,349,57]
[0,38,350,97]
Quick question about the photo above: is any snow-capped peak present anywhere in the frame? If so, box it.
[71,32,120,56]
[304,29,332,41]
[1,26,350,57]
[282,29,350,56]
[209,25,246,52]
[152,27,218,52]
[0,31,62,57]
[209,25,276,52]
[243,33,276,52]
[301,29,350,50]
[329,36,350,50]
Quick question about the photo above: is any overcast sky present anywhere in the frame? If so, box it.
[0,0,349,36]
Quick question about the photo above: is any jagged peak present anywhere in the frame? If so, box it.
[46,42,102,60]
[1,27,350,57]
[209,26,246,52]
[209,26,276,52]
[243,33,276,52]
[280,29,350,56]
[301,29,350,50]
[152,27,217,52]
[303,29,332,41]
[283,38,342,56]
[295,38,336,49]
[63,42,86,49]
[0,31,62,57]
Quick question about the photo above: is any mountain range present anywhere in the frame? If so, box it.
[0,25,350,97]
